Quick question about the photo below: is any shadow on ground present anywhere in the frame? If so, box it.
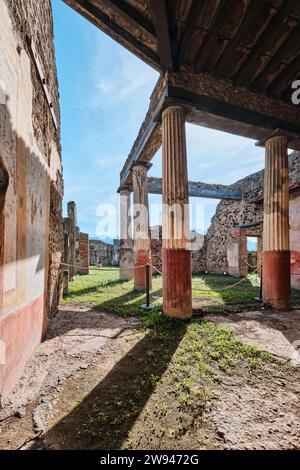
[93,287,163,317]
[31,324,186,450]
[64,277,126,299]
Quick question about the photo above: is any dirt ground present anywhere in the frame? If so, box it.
[0,307,300,450]
[204,310,300,449]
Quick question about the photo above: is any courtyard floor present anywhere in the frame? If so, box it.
[1,269,300,450]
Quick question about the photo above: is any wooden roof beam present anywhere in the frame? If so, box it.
[195,0,228,72]
[252,23,300,90]
[213,1,270,77]
[175,0,207,67]
[149,0,173,71]
[268,54,300,96]
[234,0,300,86]
[64,0,160,70]
[100,0,155,37]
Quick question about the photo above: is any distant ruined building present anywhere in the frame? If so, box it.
[90,240,113,266]
[62,201,90,294]
[89,239,120,267]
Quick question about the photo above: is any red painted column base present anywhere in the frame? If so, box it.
[263,250,291,310]
[134,250,152,291]
[162,248,192,319]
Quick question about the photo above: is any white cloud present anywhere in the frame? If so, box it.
[94,155,124,168]
[186,123,264,184]
[87,35,158,109]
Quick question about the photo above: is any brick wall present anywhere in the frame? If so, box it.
[78,233,89,275]
[90,240,114,266]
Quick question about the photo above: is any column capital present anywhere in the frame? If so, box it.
[130,160,152,172]
[255,128,299,147]
[162,105,186,119]
[117,185,132,194]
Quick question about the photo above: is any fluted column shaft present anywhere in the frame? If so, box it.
[132,163,152,291]
[162,106,192,319]
[119,189,133,280]
[263,135,290,309]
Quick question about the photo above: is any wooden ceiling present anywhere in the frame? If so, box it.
[64,0,300,103]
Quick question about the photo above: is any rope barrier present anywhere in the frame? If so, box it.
[244,259,260,269]
[63,259,300,300]
[151,265,163,276]
[192,262,262,293]
[147,262,261,294]
[61,262,148,272]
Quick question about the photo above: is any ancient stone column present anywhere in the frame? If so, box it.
[132,162,152,291]
[162,106,192,319]
[67,201,77,279]
[78,233,89,275]
[263,134,290,310]
[119,188,134,280]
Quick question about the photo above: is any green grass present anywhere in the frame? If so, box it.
[61,267,300,318]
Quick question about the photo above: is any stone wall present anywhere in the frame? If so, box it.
[0,0,63,400]
[290,191,300,290]
[67,201,77,277]
[193,152,300,279]
[90,240,114,266]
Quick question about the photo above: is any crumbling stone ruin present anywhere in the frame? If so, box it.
[89,239,120,267]
[0,0,63,400]
[62,201,89,293]
[90,240,113,266]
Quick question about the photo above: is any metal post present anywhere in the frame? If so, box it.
[141,264,154,310]
[146,264,150,307]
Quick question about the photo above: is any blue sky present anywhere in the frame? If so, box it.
[52,0,265,240]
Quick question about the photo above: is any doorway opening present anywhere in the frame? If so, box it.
[246,236,262,274]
